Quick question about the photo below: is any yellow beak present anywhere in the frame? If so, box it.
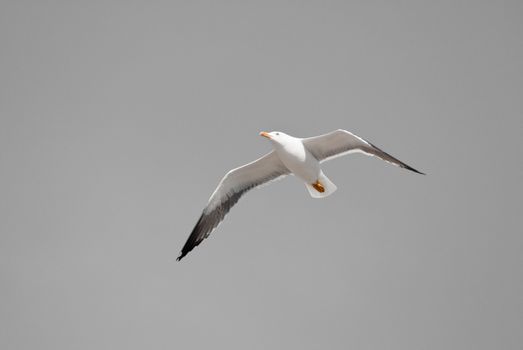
[259,131,271,139]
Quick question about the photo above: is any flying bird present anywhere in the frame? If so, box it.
[177,129,424,260]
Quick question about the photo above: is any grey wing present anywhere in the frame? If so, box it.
[302,129,424,174]
[177,151,289,260]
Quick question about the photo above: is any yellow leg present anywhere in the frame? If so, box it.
[312,180,325,193]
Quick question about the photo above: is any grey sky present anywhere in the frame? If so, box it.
[1,1,522,349]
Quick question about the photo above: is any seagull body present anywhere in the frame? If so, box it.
[265,132,329,197]
[177,129,423,260]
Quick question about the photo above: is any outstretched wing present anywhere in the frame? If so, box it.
[177,151,289,260]
[302,129,424,174]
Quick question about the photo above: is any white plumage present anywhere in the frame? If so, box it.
[177,129,424,260]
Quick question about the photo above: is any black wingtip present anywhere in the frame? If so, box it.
[368,141,425,176]
[404,165,425,175]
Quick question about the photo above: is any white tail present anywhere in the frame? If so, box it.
[305,172,337,198]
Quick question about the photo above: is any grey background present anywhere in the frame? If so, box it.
[1,1,522,349]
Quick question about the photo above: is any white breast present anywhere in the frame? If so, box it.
[275,139,320,183]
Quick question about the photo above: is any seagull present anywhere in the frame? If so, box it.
[177,129,424,260]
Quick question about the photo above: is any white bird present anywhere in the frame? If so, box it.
[177,129,424,260]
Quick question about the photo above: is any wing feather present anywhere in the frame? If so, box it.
[177,151,289,260]
[302,129,424,174]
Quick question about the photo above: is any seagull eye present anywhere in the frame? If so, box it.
[276,133,280,135]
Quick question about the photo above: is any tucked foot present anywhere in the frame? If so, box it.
[312,180,325,193]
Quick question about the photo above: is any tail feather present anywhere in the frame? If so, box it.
[305,172,337,198]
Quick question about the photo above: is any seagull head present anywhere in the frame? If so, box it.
[259,131,291,145]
